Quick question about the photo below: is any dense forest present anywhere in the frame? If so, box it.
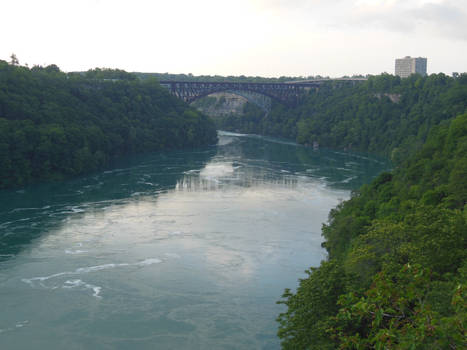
[217,74,467,162]
[0,62,217,189]
[277,112,467,349]
[133,72,361,83]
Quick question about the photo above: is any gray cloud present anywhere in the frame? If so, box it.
[412,1,467,39]
[347,0,467,41]
[255,0,467,41]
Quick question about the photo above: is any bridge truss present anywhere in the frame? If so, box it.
[160,81,323,106]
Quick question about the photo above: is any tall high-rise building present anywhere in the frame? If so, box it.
[395,56,427,78]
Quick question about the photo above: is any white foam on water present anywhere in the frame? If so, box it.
[342,176,357,184]
[22,258,162,287]
[75,263,130,273]
[65,249,88,255]
[63,279,83,288]
[137,181,157,186]
[103,168,126,174]
[164,253,181,259]
[15,321,29,328]
[0,321,29,335]
[22,271,70,284]
[131,192,144,197]
[17,218,32,222]
[135,258,162,266]
[63,279,102,298]
[91,286,102,298]
[11,207,40,213]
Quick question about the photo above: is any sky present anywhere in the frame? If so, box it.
[1,0,466,77]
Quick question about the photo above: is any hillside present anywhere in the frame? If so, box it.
[277,112,467,349]
[216,74,467,162]
[0,63,217,189]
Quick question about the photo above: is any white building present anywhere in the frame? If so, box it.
[395,56,427,78]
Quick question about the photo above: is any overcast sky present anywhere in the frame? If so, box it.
[1,0,466,77]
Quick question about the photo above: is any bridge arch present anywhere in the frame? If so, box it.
[160,79,366,108]
[160,81,313,107]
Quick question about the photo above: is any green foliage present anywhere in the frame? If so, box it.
[84,67,138,80]
[278,113,467,348]
[0,61,217,189]
[277,261,349,350]
[217,74,467,163]
[191,95,217,109]
[135,72,315,83]
[331,264,466,349]
[212,102,266,134]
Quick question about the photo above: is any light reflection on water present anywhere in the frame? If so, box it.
[176,161,300,192]
[0,132,389,349]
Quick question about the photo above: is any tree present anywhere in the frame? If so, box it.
[0,61,217,188]
[9,53,19,65]
[330,264,466,349]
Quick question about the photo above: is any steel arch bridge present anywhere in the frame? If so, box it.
[159,79,366,107]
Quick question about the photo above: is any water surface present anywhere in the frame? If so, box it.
[0,132,389,349]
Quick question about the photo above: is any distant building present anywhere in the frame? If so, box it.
[395,56,427,78]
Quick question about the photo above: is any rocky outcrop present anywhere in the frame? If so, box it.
[374,93,401,103]
[192,93,247,117]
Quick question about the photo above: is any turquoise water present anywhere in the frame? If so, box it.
[0,132,389,349]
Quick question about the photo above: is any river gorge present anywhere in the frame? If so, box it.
[0,131,389,349]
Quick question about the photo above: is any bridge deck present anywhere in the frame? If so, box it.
[159,79,366,106]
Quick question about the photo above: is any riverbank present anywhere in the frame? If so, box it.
[0,62,217,189]
[0,133,389,349]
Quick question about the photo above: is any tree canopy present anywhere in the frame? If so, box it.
[217,73,467,163]
[277,112,467,349]
[0,61,217,189]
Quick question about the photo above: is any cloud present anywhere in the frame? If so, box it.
[411,1,467,39]
[253,0,467,40]
[2,0,466,75]
[347,0,467,40]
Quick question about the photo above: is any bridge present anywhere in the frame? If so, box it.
[160,79,366,107]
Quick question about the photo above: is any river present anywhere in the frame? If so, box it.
[0,131,389,349]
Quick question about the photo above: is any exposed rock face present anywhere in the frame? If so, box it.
[374,93,401,103]
[192,92,247,117]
